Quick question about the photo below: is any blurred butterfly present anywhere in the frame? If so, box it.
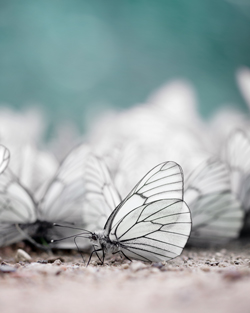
[0,143,91,249]
[224,129,250,235]
[185,157,244,245]
[0,145,10,174]
[53,157,192,264]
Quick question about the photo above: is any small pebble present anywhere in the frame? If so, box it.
[15,249,32,262]
[182,256,188,262]
[0,264,16,273]
[121,263,129,269]
[151,267,160,273]
[218,262,227,268]
[210,262,219,266]
[200,266,210,272]
[37,260,48,264]
[52,259,62,266]
[47,256,65,263]
[151,262,164,269]
[130,261,147,272]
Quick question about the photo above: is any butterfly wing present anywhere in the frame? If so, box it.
[105,161,191,262]
[39,148,120,228]
[0,147,37,247]
[38,144,90,224]
[9,144,58,196]
[0,145,10,174]
[225,129,250,212]
[51,153,121,250]
[82,154,121,232]
[0,224,27,247]
[185,158,244,245]
[0,169,37,225]
[40,144,120,248]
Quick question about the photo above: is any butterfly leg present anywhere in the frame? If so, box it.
[101,248,105,264]
[87,247,103,266]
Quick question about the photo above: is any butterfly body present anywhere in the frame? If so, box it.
[84,232,122,264]
[94,233,120,253]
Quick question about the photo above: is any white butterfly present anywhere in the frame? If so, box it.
[54,158,192,264]
[0,143,91,249]
[0,145,10,174]
[185,157,244,245]
[224,129,250,234]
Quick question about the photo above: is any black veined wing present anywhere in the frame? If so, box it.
[94,140,142,199]
[38,143,90,224]
[8,144,58,196]
[0,143,91,249]
[224,129,250,212]
[0,168,37,225]
[185,157,244,245]
[0,145,10,174]
[0,145,27,246]
[0,145,37,246]
[104,161,191,262]
[82,154,121,232]
[0,224,27,247]
[34,144,92,248]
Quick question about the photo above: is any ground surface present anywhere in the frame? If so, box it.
[1,241,250,313]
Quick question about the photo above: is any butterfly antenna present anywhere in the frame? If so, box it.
[53,223,92,234]
[51,232,90,243]
[74,235,85,263]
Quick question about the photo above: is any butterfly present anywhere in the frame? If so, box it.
[224,129,250,235]
[0,143,91,249]
[53,157,192,264]
[185,157,244,245]
[0,145,10,174]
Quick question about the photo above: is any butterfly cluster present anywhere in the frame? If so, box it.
[0,69,250,264]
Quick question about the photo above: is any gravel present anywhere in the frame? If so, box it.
[1,241,250,313]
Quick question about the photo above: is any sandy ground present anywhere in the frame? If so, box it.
[1,241,250,313]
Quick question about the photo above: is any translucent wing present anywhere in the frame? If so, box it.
[105,161,184,234]
[225,129,250,212]
[185,158,244,245]
[0,224,27,247]
[38,143,91,224]
[34,144,94,249]
[83,154,121,232]
[113,200,190,262]
[105,161,191,262]
[0,169,37,225]
[0,147,35,246]
[9,144,58,195]
[0,165,37,247]
[0,145,10,174]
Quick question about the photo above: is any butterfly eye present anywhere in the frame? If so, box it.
[92,234,98,241]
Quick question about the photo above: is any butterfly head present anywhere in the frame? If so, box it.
[89,232,102,247]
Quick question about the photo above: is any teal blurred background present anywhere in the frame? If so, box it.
[0,0,250,131]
